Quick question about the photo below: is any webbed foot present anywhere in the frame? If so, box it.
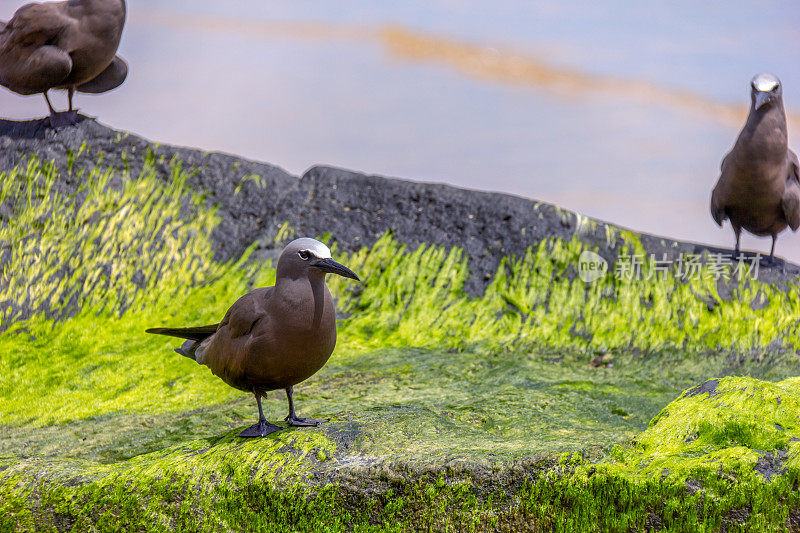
[760,256,783,268]
[285,415,328,427]
[239,419,282,437]
[48,110,79,129]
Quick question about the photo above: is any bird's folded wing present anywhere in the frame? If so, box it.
[0,5,75,94]
[220,287,273,339]
[720,152,730,172]
[710,151,734,226]
[5,4,71,47]
[710,184,727,226]
[783,151,800,231]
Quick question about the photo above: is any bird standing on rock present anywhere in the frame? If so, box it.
[147,238,360,438]
[711,73,800,263]
[0,0,127,127]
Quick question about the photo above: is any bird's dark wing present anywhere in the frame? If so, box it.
[781,183,800,231]
[789,150,800,183]
[146,324,219,341]
[0,4,74,94]
[720,152,730,172]
[196,287,275,390]
[76,55,127,93]
[710,151,733,226]
[218,286,274,339]
[782,150,800,231]
[4,4,71,48]
[710,183,727,226]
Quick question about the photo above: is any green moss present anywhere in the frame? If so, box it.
[623,376,800,476]
[331,234,800,355]
[0,154,221,327]
[0,431,342,532]
[514,376,800,531]
[2,155,800,531]
[4,376,800,532]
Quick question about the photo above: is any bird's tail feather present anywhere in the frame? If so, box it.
[146,324,219,341]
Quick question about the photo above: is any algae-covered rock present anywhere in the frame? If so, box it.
[1,120,800,531]
[4,376,800,531]
[1,117,798,301]
[631,376,800,481]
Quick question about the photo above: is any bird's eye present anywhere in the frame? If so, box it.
[298,250,311,260]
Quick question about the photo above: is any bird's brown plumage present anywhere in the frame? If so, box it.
[197,281,337,394]
[711,74,799,259]
[147,238,360,437]
[0,0,127,106]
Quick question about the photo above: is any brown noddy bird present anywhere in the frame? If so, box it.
[711,73,800,262]
[146,238,360,437]
[0,0,127,127]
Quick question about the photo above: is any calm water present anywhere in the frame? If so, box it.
[2,1,799,260]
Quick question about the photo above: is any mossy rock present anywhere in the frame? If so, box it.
[1,125,800,531]
[4,376,800,531]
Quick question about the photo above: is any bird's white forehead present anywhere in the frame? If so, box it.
[288,237,332,259]
[752,73,779,92]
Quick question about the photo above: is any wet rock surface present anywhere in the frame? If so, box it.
[3,118,800,531]
[2,116,798,297]
[685,379,720,398]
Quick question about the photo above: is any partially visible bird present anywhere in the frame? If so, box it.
[711,73,800,263]
[0,0,127,127]
[147,238,360,438]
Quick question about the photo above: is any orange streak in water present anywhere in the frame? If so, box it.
[380,26,800,133]
[133,11,800,133]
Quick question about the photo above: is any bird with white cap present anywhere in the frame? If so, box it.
[147,238,360,437]
[711,73,800,263]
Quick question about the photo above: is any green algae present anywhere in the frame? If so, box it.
[2,154,800,530]
[6,347,797,466]
[4,377,800,532]
[0,431,341,532]
[625,376,800,476]
[0,154,222,327]
[515,375,800,531]
[331,233,800,356]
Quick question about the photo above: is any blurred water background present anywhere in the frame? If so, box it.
[2,1,799,261]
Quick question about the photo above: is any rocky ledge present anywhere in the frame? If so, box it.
[1,117,799,532]
[1,116,797,297]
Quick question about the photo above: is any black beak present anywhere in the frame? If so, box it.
[312,257,360,281]
[754,91,773,110]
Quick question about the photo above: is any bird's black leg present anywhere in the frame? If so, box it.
[732,226,741,259]
[45,90,78,128]
[68,87,75,112]
[43,91,57,115]
[763,235,779,267]
[285,386,328,427]
[239,392,282,437]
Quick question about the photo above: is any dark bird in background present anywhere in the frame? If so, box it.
[0,0,127,127]
[147,238,361,438]
[711,73,800,263]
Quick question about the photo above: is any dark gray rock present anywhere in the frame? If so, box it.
[685,379,720,399]
[1,116,798,297]
[754,449,788,481]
